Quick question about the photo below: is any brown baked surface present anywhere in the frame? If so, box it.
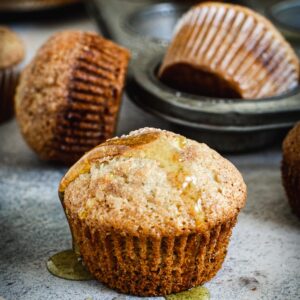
[60,128,247,296]
[159,2,300,99]
[0,26,25,69]
[282,122,300,218]
[15,31,130,164]
[0,27,24,123]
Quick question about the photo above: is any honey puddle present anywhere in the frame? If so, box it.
[47,250,93,281]
[165,286,210,300]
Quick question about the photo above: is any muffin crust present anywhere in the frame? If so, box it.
[61,128,246,234]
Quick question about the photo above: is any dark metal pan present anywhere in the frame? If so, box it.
[88,0,300,152]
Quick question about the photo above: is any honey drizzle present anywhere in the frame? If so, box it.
[47,249,93,281]
[123,133,205,226]
[165,286,210,300]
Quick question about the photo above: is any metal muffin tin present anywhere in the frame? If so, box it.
[88,0,300,152]
[267,0,300,39]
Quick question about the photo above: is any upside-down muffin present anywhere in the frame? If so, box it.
[159,2,299,99]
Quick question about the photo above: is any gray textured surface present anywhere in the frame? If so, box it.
[1,119,300,300]
[0,12,300,300]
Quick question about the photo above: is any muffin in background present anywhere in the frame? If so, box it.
[15,31,130,164]
[159,2,299,99]
[282,122,300,218]
[0,0,79,10]
[59,128,247,296]
[0,26,24,124]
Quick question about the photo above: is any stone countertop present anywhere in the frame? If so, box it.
[0,9,299,300]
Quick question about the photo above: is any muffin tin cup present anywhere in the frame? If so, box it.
[89,0,300,152]
[127,50,300,151]
[267,0,300,39]
[0,68,19,124]
[68,214,237,296]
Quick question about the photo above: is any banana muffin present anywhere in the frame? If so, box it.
[59,128,247,296]
[282,123,300,218]
[0,26,25,123]
[159,2,299,99]
[15,31,130,164]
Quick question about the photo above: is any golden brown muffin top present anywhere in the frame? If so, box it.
[0,26,25,69]
[60,128,247,237]
[283,122,300,166]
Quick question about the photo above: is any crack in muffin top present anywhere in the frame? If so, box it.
[61,128,246,237]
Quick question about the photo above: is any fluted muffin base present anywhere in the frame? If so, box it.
[69,216,237,296]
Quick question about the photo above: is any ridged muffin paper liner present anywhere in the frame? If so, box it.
[68,214,237,296]
[159,3,299,99]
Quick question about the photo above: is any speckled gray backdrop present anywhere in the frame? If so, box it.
[0,10,299,300]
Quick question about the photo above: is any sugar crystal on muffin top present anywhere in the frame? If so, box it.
[62,128,246,237]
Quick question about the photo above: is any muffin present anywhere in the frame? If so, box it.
[282,122,300,218]
[0,27,24,123]
[59,128,247,296]
[159,2,300,99]
[0,0,80,11]
[15,31,130,164]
